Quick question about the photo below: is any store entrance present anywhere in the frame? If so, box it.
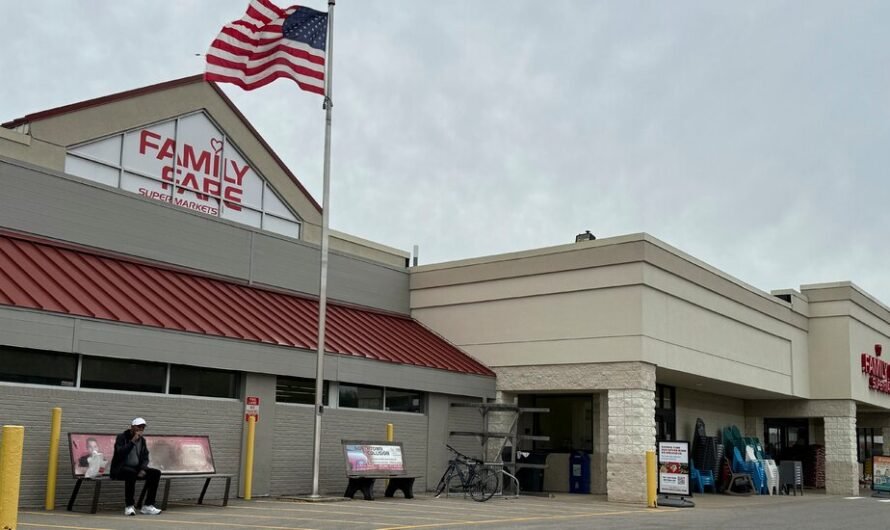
[763,418,809,460]
[516,394,594,493]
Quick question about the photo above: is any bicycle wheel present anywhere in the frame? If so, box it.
[469,467,498,502]
[434,467,454,497]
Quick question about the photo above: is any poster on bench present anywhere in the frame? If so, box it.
[342,440,405,474]
[70,434,114,477]
[69,434,215,476]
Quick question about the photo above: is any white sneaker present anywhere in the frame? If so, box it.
[124,506,136,516]
[140,505,162,515]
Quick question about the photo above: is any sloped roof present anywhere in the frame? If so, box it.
[0,231,494,377]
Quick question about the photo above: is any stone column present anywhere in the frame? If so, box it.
[824,414,858,496]
[606,384,655,503]
[591,392,608,494]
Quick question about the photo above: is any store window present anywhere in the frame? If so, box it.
[858,428,884,463]
[655,384,676,442]
[339,384,384,410]
[169,365,240,398]
[276,376,329,405]
[0,346,77,386]
[385,388,424,413]
[80,356,166,393]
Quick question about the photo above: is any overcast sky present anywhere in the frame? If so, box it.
[2,1,890,303]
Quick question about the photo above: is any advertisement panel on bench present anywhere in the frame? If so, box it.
[342,440,405,474]
[658,441,690,496]
[69,434,215,476]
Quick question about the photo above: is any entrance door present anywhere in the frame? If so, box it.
[763,418,809,459]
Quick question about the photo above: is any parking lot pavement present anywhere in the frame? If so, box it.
[17,494,666,530]
[17,490,890,530]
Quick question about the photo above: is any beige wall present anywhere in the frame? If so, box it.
[676,388,745,442]
[412,234,809,399]
[806,283,890,409]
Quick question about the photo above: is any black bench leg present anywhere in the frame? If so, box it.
[344,478,376,500]
[384,478,415,499]
[223,477,231,507]
[198,478,212,505]
[360,478,376,501]
[161,478,171,510]
[91,480,102,514]
[67,478,83,511]
[401,478,415,499]
[344,479,359,499]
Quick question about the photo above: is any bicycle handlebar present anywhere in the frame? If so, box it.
[445,444,482,465]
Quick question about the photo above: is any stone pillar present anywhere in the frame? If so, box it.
[606,386,655,503]
[591,392,608,494]
[824,414,858,496]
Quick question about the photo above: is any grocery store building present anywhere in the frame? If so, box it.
[0,76,494,507]
[4,76,890,508]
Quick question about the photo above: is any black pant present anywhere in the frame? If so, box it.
[116,467,161,507]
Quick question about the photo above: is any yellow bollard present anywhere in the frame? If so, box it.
[385,424,394,488]
[646,449,657,508]
[244,416,256,500]
[0,425,25,530]
[46,407,62,510]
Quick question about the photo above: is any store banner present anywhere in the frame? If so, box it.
[658,440,690,496]
[874,455,890,493]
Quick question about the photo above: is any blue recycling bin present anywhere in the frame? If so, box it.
[569,451,591,493]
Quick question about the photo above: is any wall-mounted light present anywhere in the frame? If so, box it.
[876,344,883,357]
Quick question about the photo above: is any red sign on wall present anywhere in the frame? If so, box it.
[245,396,260,422]
[862,344,890,395]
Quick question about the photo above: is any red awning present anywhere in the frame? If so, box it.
[0,232,493,377]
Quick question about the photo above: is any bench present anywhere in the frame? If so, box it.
[66,433,232,513]
[341,440,419,500]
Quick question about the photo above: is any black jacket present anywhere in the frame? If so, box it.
[110,428,150,479]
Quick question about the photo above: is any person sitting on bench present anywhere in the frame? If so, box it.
[110,417,162,516]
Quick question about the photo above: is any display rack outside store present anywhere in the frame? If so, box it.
[449,402,550,494]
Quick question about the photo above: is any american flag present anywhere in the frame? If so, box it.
[205,0,327,95]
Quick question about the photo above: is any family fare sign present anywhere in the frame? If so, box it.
[861,344,890,395]
[135,128,251,216]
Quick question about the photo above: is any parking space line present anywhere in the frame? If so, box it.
[18,521,114,530]
[375,508,672,530]
[20,511,318,530]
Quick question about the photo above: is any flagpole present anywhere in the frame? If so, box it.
[310,0,335,499]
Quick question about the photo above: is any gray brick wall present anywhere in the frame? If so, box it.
[270,404,429,496]
[446,398,485,462]
[0,384,242,509]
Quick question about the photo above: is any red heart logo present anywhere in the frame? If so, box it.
[211,138,223,153]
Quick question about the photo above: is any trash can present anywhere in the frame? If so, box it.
[569,451,591,493]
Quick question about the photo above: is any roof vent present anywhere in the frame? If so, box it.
[575,230,596,243]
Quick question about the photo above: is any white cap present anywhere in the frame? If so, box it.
[131,417,147,426]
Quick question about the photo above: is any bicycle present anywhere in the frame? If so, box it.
[434,444,499,502]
